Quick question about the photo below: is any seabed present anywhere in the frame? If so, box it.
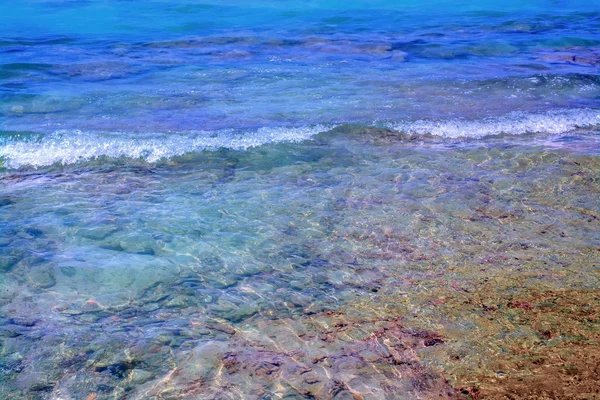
[1,128,598,399]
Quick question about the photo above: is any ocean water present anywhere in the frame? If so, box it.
[1,1,599,399]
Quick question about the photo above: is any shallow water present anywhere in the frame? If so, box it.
[2,129,599,399]
[1,1,600,399]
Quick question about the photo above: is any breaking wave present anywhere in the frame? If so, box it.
[387,108,600,138]
[0,125,330,169]
[1,109,598,168]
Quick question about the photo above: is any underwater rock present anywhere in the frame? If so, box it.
[23,377,56,394]
[221,349,284,377]
[205,273,239,289]
[151,333,175,346]
[1,328,24,338]
[92,349,139,378]
[16,228,42,240]
[287,292,312,308]
[27,268,56,289]
[51,61,147,82]
[182,341,229,380]
[23,227,44,238]
[0,236,12,247]
[164,295,192,309]
[198,252,225,268]
[78,225,118,241]
[0,197,15,207]
[60,266,76,277]
[147,314,454,399]
[210,299,258,323]
[8,316,39,327]
[140,301,161,312]
[205,321,236,336]
[536,47,600,67]
[0,255,20,272]
[289,280,306,290]
[117,235,156,255]
[128,368,154,385]
[327,124,431,143]
[0,358,25,376]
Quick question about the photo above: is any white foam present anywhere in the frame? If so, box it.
[0,125,329,168]
[387,108,600,138]
[1,109,598,168]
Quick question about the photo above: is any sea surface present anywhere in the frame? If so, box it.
[1,1,599,399]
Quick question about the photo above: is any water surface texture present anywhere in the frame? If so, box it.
[1,1,599,399]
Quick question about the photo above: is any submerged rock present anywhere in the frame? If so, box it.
[0,197,15,207]
[91,349,139,378]
[128,368,154,385]
[78,225,118,241]
[205,273,239,289]
[27,268,56,289]
[0,255,20,272]
[0,358,25,376]
[119,235,156,255]
[164,295,192,309]
[59,266,76,277]
[536,47,600,67]
[127,312,455,399]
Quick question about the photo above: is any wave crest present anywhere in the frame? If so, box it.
[0,125,328,169]
[1,109,598,168]
[388,108,600,138]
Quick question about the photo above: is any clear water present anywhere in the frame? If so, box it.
[1,1,599,399]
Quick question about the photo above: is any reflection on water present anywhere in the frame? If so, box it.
[2,0,600,397]
[1,129,598,399]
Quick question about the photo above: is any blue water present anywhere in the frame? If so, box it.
[1,1,600,399]
[1,0,600,167]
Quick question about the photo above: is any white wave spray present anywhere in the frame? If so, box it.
[1,109,598,168]
[387,108,599,138]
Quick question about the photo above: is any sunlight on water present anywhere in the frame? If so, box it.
[1,0,599,399]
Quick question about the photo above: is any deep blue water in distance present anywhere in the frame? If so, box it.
[1,0,599,167]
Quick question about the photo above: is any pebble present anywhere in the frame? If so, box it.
[288,293,311,307]
[206,274,239,289]
[289,280,305,290]
[28,268,56,289]
[128,369,153,385]
[0,256,20,272]
[0,197,15,207]
[140,302,161,312]
[119,235,156,255]
[359,350,381,363]
[537,49,600,67]
[198,252,225,271]
[76,313,104,323]
[164,295,190,309]
[92,349,137,372]
[183,341,228,379]
[78,226,118,241]
[60,266,76,277]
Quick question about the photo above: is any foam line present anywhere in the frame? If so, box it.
[388,108,600,138]
[1,109,598,168]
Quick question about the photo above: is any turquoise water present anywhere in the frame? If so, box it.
[1,1,599,399]
[2,0,600,148]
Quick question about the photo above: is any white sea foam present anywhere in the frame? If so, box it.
[388,108,600,138]
[0,125,329,168]
[0,109,598,168]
